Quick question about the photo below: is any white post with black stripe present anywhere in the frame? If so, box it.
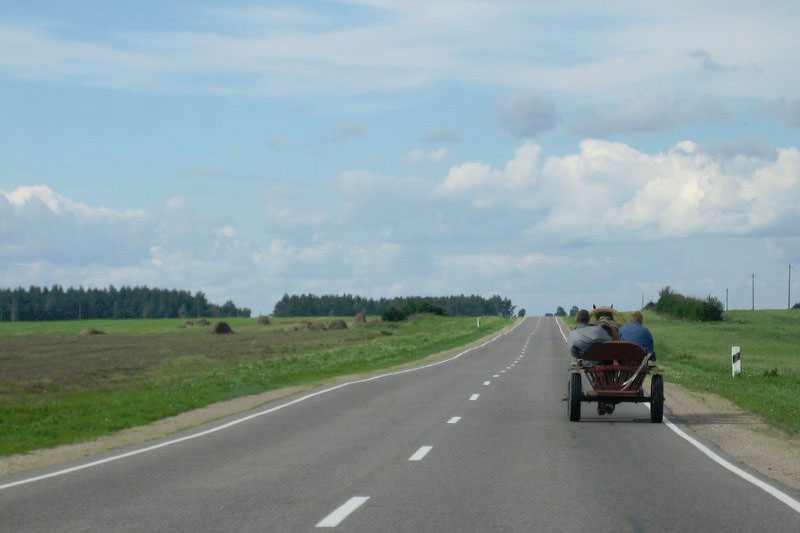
[731,346,741,377]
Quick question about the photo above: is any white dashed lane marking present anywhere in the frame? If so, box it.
[447,416,461,424]
[469,394,480,401]
[483,381,491,386]
[317,496,370,528]
[409,446,433,461]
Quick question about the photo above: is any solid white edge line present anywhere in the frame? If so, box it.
[554,315,568,342]
[316,496,370,527]
[656,408,800,514]
[409,446,433,461]
[447,417,461,424]
[469,394,480,401]
[0,318,527,491]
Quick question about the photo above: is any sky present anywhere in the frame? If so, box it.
[1,1,799,316]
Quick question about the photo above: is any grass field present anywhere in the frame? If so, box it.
[0,315,510,456]
[565,310,800,434]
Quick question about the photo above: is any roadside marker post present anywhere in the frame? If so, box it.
[731,346,741,377]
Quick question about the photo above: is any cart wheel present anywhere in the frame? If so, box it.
[568,373,582,422]
[650,374,664,423]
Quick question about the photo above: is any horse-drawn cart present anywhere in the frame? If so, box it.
[567,308,663,423]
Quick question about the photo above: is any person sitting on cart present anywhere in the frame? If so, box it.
[567,309,612,360]
[618,310,655,360]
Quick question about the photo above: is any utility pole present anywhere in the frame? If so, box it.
[641,292,644,310]
[752,273,755,311]
[789,264,792,310]
[725,288,729,311]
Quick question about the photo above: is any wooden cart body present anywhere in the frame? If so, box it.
[568,340,663,423]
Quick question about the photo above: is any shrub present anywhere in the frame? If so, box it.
[211,321,233,334]
[401,300,445,316]
[518,308,526,317]
[655,286,723,321]
[382,307,407,322]
[257,315,270,325]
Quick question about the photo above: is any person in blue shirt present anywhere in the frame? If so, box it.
[619,311,655,359]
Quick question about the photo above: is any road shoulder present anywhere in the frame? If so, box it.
[664,382,800,491]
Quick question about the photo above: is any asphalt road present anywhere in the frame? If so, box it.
[2,317,800,532]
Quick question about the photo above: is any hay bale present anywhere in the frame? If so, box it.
[308,322,327,331]
[328,319,347,330]
[79,328,105,335]
[211,321,233,334]
[355,310,366,323]
[196,318,210,326]
[257,315,270,326]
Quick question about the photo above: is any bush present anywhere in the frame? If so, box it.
[401,300,445,316]
[518,308,526,317]
[655,286,723,321]
[211,321,233,334]
[382,307,407,322]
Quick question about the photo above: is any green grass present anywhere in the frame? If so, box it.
[0,315,510,456]
[565,310,800,434]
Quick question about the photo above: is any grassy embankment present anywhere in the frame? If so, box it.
[565,310,800,434]
[0,315,510,456]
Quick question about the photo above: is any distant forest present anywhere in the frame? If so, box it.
[0,286,251,321]
[273,293,516,318]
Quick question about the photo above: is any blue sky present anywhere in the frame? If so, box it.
[2,1,799,315]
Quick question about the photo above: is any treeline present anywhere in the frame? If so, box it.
[655,286,723,321]
[273,294,516,318]
[0,286,251,321]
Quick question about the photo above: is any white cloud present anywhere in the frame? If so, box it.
[0,185,151,266]
[436,141,541,207]
[165,195,185,211]
[437,139,800,239]
[2,184,146,219]
[403,147,447,164]
[2,3,797,99]
[217,225,236,238]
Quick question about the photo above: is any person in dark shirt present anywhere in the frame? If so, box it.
[618,310,655,359]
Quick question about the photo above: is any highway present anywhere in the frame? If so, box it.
[2,317,799,531]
